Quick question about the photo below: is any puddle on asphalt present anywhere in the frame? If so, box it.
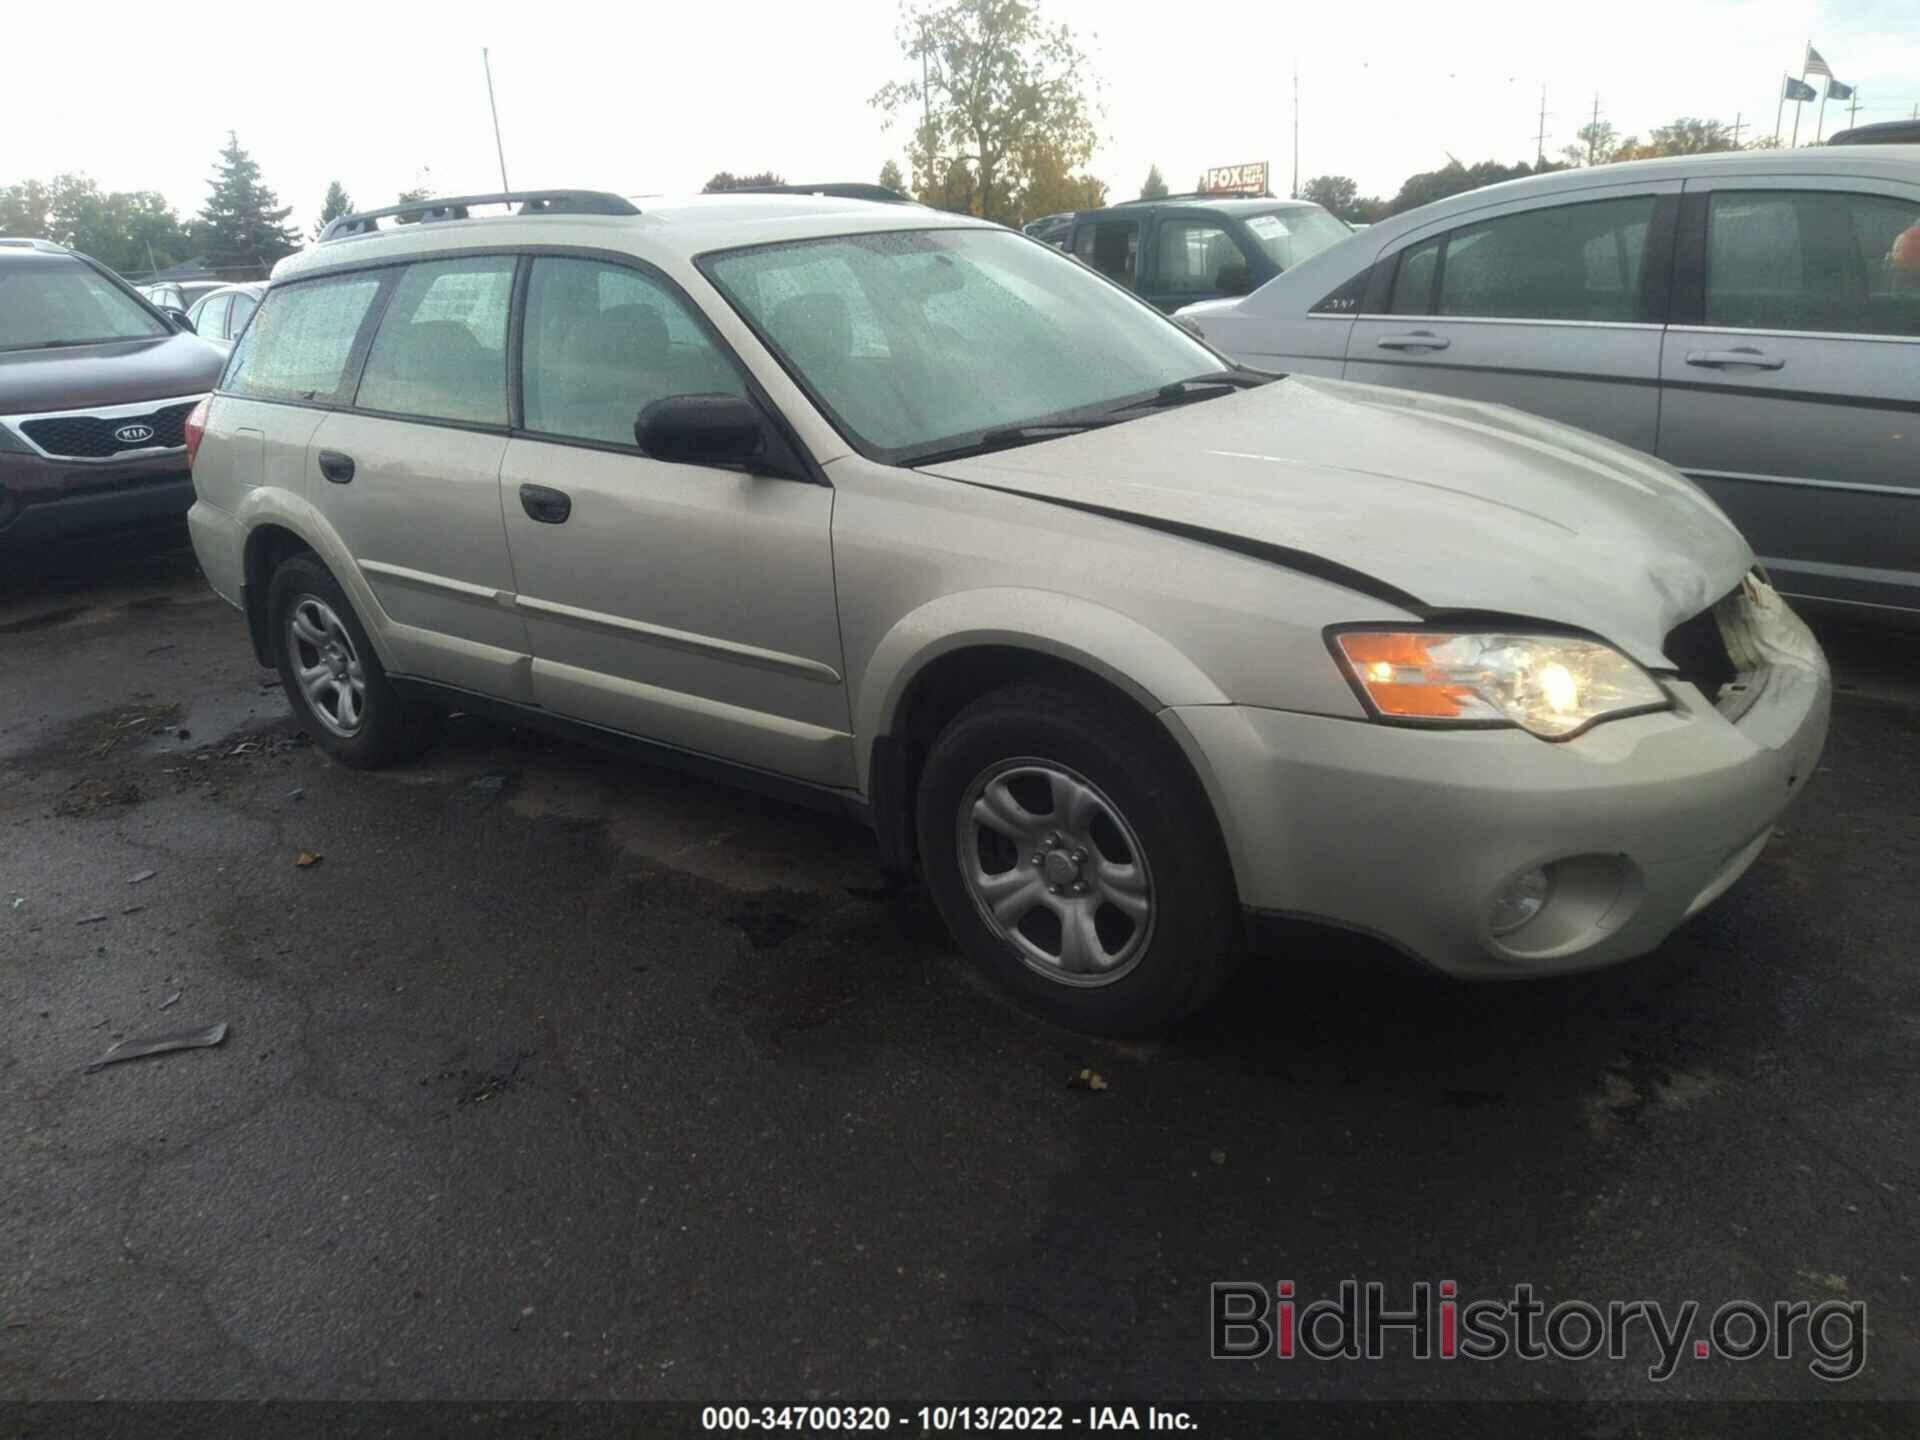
[139,686,283,756]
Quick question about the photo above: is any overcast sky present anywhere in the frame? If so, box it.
[9,0,1918,234]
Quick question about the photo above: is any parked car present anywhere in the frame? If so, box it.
[187,282,266,353]
[185,186,1829,1035]
[1175,146,1920,625]
[0,238,224,548]
[139,280,226,312]
[1061,195,1352,312]
[1023,212,1074,247]
[1829,120,1920,146]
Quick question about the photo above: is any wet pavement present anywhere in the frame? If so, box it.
[2,533,1917,1409]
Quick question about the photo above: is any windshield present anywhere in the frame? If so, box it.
[703,228,1222,461]
[1242,208,1353,271]
[0,260,169,350]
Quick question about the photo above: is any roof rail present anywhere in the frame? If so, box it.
[0,236,71,253]
[725,182,915,204]
[320,189,640,242]
[1110,190,1279,206]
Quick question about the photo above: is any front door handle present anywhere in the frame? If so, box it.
[317,450,355,484]
[1684,347,1785,371]
[519,483,572,525]
[1376,331,1450,351]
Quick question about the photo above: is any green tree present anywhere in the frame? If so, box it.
[703,171,785,192]
[1387,157,1566,216]
[194,131,300,276]
[1140,163,1168,199]
[1300,174,1357,219]
[1560,119,1622,167]
[1012,139,1105,223]
[312,180,353,239]
[879,159,907,194]
[1643,117,1739,156]
[871,0,1100,226]
[0,179,54,238]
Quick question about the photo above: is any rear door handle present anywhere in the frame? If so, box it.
[1684,347,1785,370]
[317,450,355,484]
[1376,331,1450,351]
[519,483,572,524]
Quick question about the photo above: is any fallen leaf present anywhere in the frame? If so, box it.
[128,869,157,885]
[296,852,323,868]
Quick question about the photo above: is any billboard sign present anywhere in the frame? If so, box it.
[1205,162,1269,195]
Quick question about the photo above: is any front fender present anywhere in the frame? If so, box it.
[851,586,1231,791]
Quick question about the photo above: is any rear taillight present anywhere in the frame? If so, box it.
[184,396,210,469]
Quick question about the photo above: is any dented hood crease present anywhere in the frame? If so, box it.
[915,375,1752,668]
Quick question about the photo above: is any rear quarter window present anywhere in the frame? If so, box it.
[222,275,383,403]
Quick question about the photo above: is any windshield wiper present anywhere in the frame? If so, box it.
[1116,369,1276,412]
[907,418,1120,466]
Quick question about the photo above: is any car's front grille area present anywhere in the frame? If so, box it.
[19,401,194,459]
[1664,593,1740,703]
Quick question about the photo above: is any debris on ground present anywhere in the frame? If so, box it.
[159,992,181,1011]
[76,913,108,926]
[128,869,157,885]
[295,852,323,868]
[9,898,22,911]
[85,1021,228,1073]
[1209,1149,1228,1166]
[465,771,510,795]
[1067,1067,1109,1092]
[287,787,305,801]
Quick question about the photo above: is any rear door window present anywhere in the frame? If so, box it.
[1436,196,1655,322]
[355,256,516,424]
[1072,220,1141,290]
[222,273,383,403]
[226,291,258,337]
[193,293,232,341]
[1388,238,1440,314]
[1152,220,1253,296]
[1706,190,1920,336]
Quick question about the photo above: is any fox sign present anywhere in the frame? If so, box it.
[1205,162,1269,194]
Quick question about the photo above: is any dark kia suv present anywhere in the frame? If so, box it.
[0,238,225,549]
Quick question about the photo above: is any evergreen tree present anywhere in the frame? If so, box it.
[312,180,353,240]
[194,132,300,274]
[1140,164,1168,199]
[878,159,906,195]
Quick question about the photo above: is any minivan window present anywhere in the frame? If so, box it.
[1436,196,1655,322]
[1706,190,1920,337]
[522,257,746,448]
[223,274,382,402]
[704,228,1219,461]
[355,256,515,424]
[1241,208,1352,271]
[0,260,169,350]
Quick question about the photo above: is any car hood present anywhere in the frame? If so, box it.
[916,375,1753,668]
[0,333,224,414]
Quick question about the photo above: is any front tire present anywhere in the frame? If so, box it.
[268,553,436,768]
[916,679,1243,1036]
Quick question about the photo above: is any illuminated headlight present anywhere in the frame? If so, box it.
[1332,629,1669,739]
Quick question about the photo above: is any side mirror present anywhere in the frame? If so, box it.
[635,393,768,468]
[1215,264,1254,296]
[165,307,196,333]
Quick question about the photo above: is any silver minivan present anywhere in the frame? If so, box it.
[1178,146,1920,626]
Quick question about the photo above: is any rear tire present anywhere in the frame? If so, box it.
[915,678,1243,1036]
[268,553,437,769]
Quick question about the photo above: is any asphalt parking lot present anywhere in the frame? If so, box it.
[2,532,1917,1411]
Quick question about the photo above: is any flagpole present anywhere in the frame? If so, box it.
[1790,42,1808,147]
[1774,73,1786,144]
[1815,86,1828,143]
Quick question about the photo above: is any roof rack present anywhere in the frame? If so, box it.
[0,237,71,253]
[725,182,915,204]
[320,190,640,242]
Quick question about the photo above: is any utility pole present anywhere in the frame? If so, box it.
[1588,93,1602,164]
[1729,113,1746,146]
[1535,86,1549,166]
[482,48,509,191]
[1846,90,1860,129]
[1291,59,1300,199]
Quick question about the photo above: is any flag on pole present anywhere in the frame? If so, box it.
[1783,76,1818,102]
[1826,78,1854,101]
[1804,46,1832,79]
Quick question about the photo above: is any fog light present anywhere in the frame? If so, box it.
[1487,866,1551,936]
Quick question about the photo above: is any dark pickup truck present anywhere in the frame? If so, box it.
[1060,195,1352,313]
[0,239,224,550]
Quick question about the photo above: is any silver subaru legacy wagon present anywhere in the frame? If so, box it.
[184,187,1830,1035]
